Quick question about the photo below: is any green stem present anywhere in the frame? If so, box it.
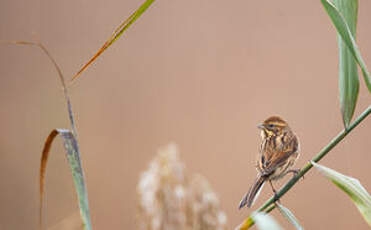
[255,105,371,213]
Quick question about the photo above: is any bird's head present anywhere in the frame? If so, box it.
[258,116,289,138]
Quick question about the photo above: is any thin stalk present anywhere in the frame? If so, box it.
[0,41,77,136]
[257,105,370,213]
[37,43,78,136]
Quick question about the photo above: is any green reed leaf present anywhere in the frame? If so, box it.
[312,161,371,226]
[330,0,359,128]
[40,129,91,230]
[276,203,304,230]
[72,0,156,81]
[251,212,283,230]
[235,205,277,230]
[322,0,371,92]
[321,0,371,126]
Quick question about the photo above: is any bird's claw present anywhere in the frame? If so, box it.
[288,169,304,180]
[273,191,281,204]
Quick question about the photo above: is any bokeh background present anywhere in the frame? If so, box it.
[0,0,370,229]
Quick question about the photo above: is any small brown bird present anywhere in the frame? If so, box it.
[239,116,300,209]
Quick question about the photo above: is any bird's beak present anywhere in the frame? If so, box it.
[257,124,264,129]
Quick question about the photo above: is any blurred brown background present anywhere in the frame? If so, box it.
[1,0,370,229]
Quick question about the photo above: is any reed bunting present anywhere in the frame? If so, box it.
[239,116,300,209]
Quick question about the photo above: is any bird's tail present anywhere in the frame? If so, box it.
[239,175,266,209]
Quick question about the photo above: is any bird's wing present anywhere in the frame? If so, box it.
[261,136,298,175]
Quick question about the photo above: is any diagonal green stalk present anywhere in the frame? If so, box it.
[246,105,371,220]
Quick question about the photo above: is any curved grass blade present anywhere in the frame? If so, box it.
[321,0,371,95]
[40,129,91,230]
[40,130,59,228]
[0,40,77,134]
[276,203,304,230]
[72,0,155,82]
[3,41,89,229]
[312,161,371,226]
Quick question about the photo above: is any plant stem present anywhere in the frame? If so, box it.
[1,41,78,136]
[254,105,371,213]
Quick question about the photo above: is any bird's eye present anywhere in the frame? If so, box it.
[268,124,275,128]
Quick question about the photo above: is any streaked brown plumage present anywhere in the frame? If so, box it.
[239,116,300,209]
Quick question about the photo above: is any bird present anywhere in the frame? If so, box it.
[239,116,300,209]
